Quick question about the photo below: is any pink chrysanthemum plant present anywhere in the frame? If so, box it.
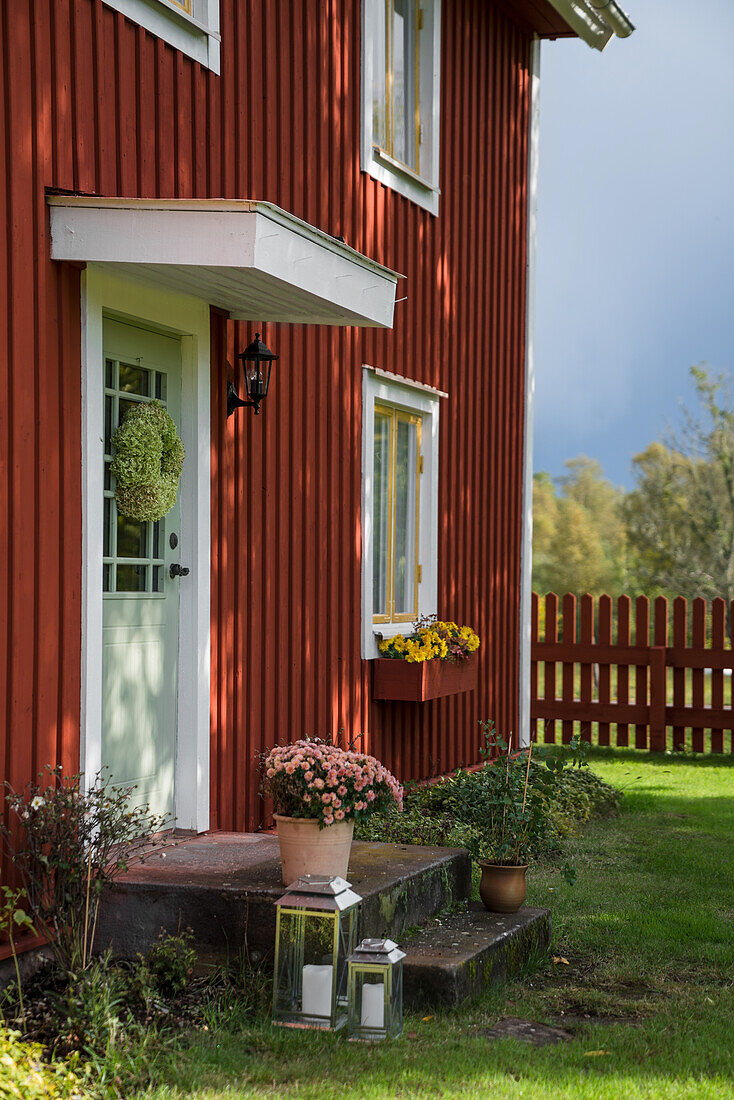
[261,739,403,829]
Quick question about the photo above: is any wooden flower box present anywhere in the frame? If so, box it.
[372,652,479,702]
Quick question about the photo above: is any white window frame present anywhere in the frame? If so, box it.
[361,0,442,216]
[103,0,220,74]
[361,366,444,659]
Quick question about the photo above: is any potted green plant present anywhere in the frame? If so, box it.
[373,617,480,702]
[425,721,580,912]
[261,739,403,885]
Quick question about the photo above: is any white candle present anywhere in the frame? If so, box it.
[302,964,333,1018]
[360,981,385,1029]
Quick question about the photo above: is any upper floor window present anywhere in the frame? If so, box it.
[361,0,442,215]
[362,367,443,658]
[103,0,220,74]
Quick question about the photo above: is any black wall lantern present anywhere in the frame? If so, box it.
[227,332,279,417]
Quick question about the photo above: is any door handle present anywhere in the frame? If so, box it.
[169,563,190,578]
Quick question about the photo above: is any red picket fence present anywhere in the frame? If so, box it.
[531,593,734,753]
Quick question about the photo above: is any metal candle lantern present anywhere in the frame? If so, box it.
[272,875,362,1031]
[347,937,406,1041]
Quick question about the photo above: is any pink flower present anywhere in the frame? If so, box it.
[334,810,345,821]
[337,785,347,797]
[304,771,314,781]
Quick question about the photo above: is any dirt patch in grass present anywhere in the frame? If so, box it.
[480,1017,574,1046]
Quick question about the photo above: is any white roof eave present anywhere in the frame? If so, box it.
[47,195,401,328]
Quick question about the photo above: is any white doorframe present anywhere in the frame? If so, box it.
[80,266,211,832]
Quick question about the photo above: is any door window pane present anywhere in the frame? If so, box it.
[116,564,147,592]
[119,362,150,396]
[117,513,148,559]
[373,411,392,618]
[393,416,418,616]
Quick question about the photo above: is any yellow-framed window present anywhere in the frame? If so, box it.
[373,403,422,624]
[168,0,193,12]
[372,0,422,174]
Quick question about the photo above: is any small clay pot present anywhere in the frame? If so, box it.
[478,862,528,913]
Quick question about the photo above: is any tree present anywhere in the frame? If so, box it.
[625,366,734,603]
[532,458,627,596]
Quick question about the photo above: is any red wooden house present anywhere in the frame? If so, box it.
[0,0,634,842]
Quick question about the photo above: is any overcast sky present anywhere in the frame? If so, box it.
[533,0,734,489]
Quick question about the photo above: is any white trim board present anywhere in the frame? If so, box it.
[102,0,221,73]
[517,38,541,751]
[81,267,211,832]
[48,197,401,328]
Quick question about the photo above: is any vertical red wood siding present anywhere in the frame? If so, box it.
[1,0,532,832]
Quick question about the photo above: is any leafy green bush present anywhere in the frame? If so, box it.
[355,726,621,878]
[139,929,196,998]
[0,1028,91,1099]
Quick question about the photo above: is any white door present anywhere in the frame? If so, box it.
[102,318,183,823]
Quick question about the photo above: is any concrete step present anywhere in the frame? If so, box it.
[403,903,551,1007]
[96,833,471,962]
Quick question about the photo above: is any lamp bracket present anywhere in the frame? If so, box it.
[227,381,261,417]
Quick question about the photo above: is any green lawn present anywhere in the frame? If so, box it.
[140,752,734,1100]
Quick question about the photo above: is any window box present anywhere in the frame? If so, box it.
[373,653,478,702]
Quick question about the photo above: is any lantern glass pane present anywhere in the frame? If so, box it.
[274,909,345,1029]
[349,965,389,1040]
[391,960,404,1038]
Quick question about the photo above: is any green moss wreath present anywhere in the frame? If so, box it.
[111,401,185,522]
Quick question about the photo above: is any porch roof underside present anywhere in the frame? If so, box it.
[47,196,401,328]
[496,0,577,39]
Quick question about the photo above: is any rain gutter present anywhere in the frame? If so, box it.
[545,0,635,50]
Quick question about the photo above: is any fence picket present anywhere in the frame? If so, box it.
[691,598,707,753]
[531,592,539,743]
[616,596,631,747]
[653,596,669,752]
[634,596,649,749]
[579,594,594,743]
[730,600,734,754]
[543,593,558,744]
[598,595,612,746]
[562,594,576,744]
[710,598,725,753]
[672,597,687,752]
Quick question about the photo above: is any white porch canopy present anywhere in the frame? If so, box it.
[47,196,400,328]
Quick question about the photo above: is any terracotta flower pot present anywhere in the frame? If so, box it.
[478,862,528,913]
[274,814,354,886]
